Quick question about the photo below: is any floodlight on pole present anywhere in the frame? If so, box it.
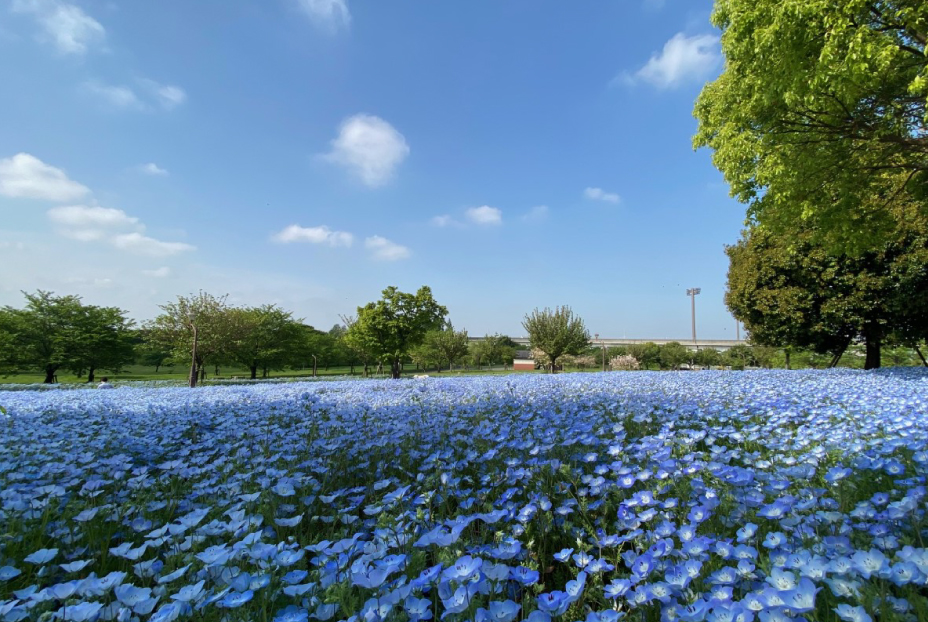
[686,288,701,348]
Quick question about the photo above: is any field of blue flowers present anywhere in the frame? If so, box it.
[1,369,927,622]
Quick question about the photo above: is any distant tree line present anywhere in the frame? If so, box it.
[0,287,519,385]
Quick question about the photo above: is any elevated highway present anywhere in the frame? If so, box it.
[471,337,746,351]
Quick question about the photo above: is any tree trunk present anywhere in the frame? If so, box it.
[262,365,268,378]
[391,359,401,379]
[214,364,220,376]
[200,367,206,382]
[154,362,161,373]
[363,364,369,378]
[43,365,57,384]
[350,363,355,375]
[312,355,317,378]
[912,345,928,367]
[864,331,882,370]
[550,356,557,374]
[250,363,257,380]
[189,364,198,388]
[784,350,791,370]
[87,366,96,383]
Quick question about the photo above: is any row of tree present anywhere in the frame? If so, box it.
[0,288,521,385]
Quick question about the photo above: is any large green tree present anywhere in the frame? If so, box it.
[522,306,590,373]
[2,291,85,383]
[67,305,136,383]
[726,223,928,369]
[347,286,448,379]
[147,292,235,387]
[228,305,303,379]
[694,0,928,250]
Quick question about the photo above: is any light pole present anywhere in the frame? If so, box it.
[686,288,701,349]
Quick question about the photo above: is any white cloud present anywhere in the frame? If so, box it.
[84,81,144,109]
[323,114,409,187]
[465,205,502,226]
[522,205,549,223]
[629,33,721,89]
[138,79,187,110]
[298,0,350,31]
[584,187,621,204]
[111,232,195,257]
[142,266,171,278]
[12,0,105,55]
[138,163,168,176]
[365,235,410,261]
[84,80,186,111]
[48,204,139,228]
[47,205,139,240]
[431,214,460,228]
[0,153,90,201]
[272,224,354,247]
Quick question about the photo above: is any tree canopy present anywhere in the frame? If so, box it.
[725,221,928,369]
[146,292,236,387]
[0,291,134,383]
[522,306,589,373]
[347,286,448,379]
[694,0,928,250]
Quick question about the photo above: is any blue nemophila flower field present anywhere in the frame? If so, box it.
[1,369,927,622]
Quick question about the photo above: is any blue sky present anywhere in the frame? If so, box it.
[0,0,747,340]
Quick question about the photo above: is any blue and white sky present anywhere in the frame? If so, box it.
[0,0,746,339]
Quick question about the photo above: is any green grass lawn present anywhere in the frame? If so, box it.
[0,363,554,385]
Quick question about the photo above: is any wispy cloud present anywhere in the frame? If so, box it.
[465,205,502,226]
[365,235,410,261]
[142,266,171,278]
[46,204,193,256]
[138,163,168,176]
[83,81,145,109]
[431,214,461,228]
[623,33,721,89]
[84,79,186,111]
[138,78,187,110]
[110,232,195,257]
[297,0,350,31]
[323,114,409,187]
[584,187,621,204]
[12,0,105,55]
[522,205,549,223]
[272,224,354,247]
[0,153,90,201]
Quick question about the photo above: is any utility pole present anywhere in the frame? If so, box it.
[686,288,701,349]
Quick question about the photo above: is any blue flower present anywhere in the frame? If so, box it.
[217,590,253,608]
[274,605,309,622]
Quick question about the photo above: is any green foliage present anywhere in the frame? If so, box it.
[146,292,236,386]
[725,222,928,369]
[627,342,661,370]
[658,342,690,370]
[227,305,305,379]
[694,0,928,251]
[469,334,516,367]
[347,286,448,379]
[0,291,133,383]
[694,347,722,368]
[411,323,469,372]
[522,306,590,373]
[65,304,136,381]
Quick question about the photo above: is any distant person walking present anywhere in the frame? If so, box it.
[97,377,115,389]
